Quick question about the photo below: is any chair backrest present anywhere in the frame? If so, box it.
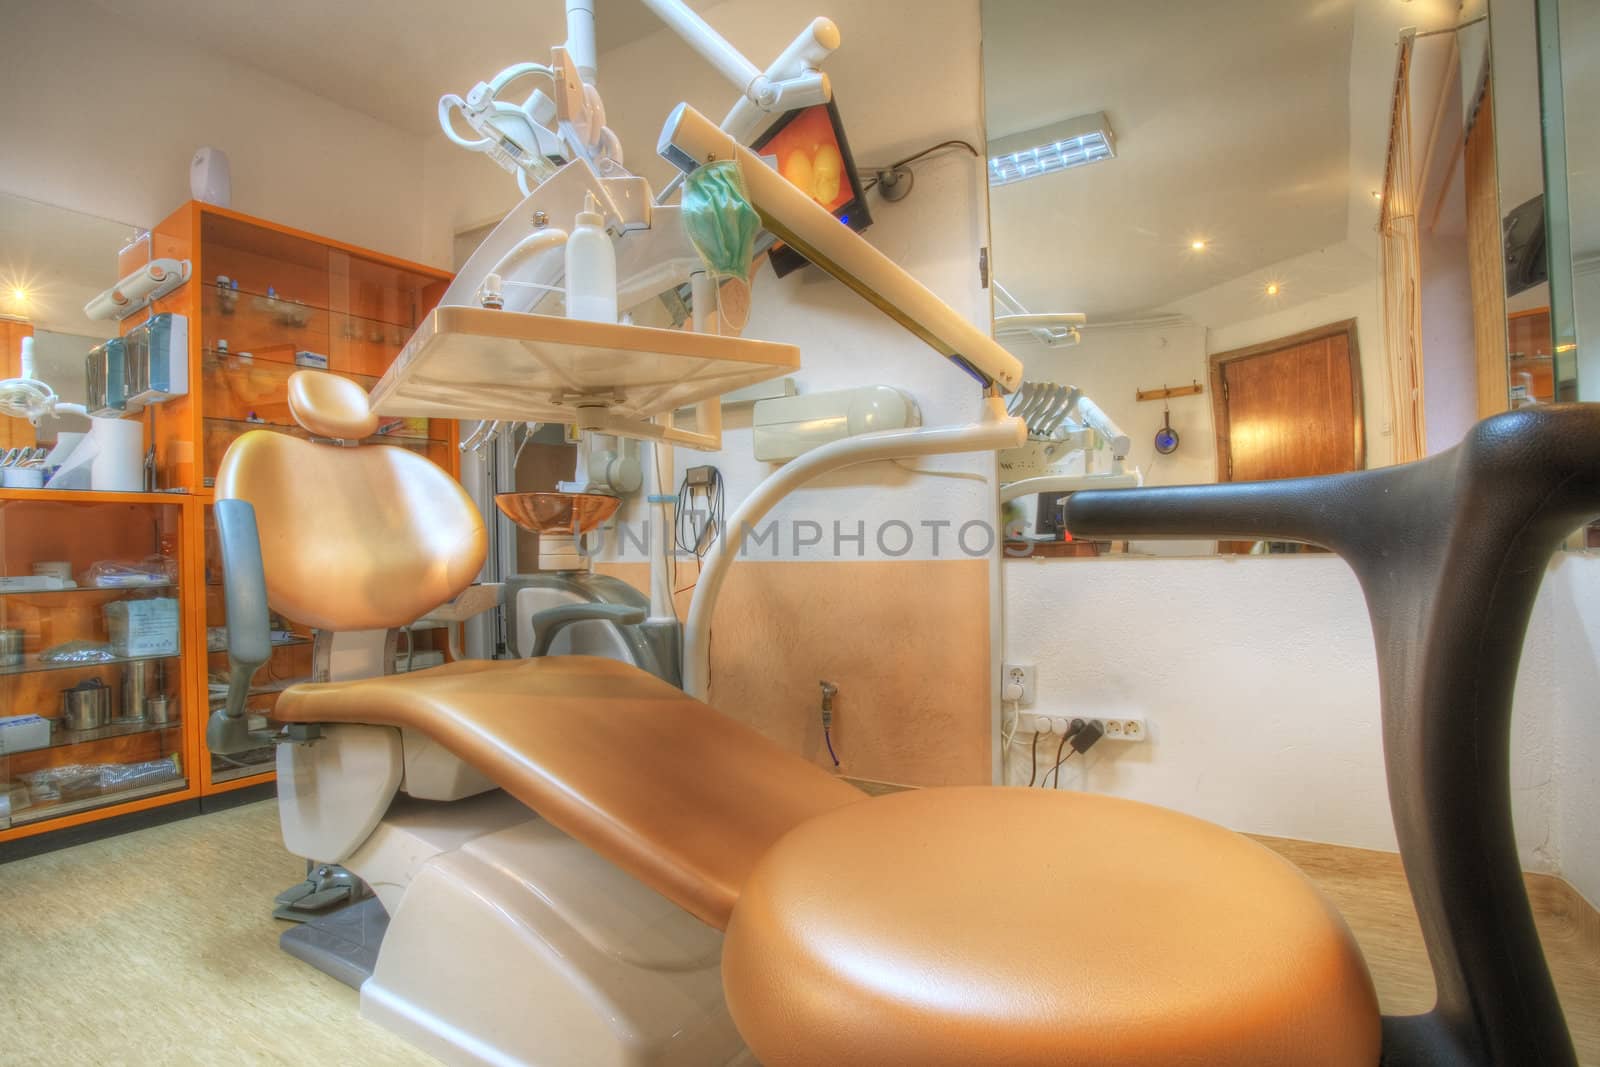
[1065,404,1600,1067]
[215,370,487,633]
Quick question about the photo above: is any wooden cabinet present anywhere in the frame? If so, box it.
[1,204,454,848]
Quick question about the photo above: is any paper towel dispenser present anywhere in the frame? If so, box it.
[752,386,920,462]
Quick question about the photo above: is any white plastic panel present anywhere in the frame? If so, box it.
[751,385,920,462]
[277,723,404,864]
[362,818,748,1067]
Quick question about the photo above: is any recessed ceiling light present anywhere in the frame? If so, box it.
[1190,239,1206,251]
[1265,282,1280,296]
[9,287,26,304]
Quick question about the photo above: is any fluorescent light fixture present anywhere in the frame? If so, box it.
[988,112,1115,187]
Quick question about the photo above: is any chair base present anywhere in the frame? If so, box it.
[290,789,752,1067]
[280,895,388,989]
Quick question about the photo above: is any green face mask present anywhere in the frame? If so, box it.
[680,160,761,283]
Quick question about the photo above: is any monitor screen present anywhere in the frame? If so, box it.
[751,99,873,278]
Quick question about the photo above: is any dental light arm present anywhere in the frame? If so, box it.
[1,337,89,424]
[640,4,836,148]
[658,104,1024,394]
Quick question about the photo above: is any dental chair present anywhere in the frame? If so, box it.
[211,372,1593,1067]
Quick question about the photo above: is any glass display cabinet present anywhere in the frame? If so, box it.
[150,204,457,790]
[0,199,455,850]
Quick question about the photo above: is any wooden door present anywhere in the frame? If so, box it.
[1211,320,1364,552]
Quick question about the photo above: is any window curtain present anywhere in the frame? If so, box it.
[1380,35,1428,464]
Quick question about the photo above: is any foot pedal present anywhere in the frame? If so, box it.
[280,896,390,989]
[273,864,364,922]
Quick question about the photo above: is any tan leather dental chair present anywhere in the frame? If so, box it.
[210,372,1590,1067]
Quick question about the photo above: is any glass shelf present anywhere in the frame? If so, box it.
[0,582,174,598]
[203,415,445,444]
[204,349,380,384]
[0,651,180,679]
[204,281,420,332]
[34,717,181,753]
[5,776,186,829]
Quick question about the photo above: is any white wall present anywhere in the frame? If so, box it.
[1549,554,1600,908]
[1002,552,1600,889]
[0,0,434,265]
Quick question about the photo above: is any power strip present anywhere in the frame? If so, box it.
[1018,713,1147,742]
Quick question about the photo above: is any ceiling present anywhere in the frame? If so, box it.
[982,0,1450,323]
[83,0,718,136]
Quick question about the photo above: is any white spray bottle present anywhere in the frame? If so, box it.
[564,192,617,324]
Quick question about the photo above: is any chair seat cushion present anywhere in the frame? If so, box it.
[274,655,865,928]
[722,787,1381,1066]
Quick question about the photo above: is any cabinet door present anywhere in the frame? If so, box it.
[1,498,191,835]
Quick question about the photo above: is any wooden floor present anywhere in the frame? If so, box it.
[0,802,1595,1064]
[1255,834,1600,1064]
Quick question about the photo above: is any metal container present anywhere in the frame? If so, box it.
[0,628,23,668]
[145,694,174,724]
[121,659,161,721]
[60,678,112,731]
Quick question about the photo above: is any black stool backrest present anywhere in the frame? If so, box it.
[1065,404,1600,1066]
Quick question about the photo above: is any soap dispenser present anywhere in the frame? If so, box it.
[565,192,617,324]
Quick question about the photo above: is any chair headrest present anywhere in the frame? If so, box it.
[287,370,380,440]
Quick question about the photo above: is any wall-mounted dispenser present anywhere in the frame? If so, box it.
[123,313,189,407]
[85,337,129,417]
[752,385,920,462]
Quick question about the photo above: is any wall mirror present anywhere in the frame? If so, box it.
[982,0,1564,557]
[0,192,147,450]
[1538,0,1596,401]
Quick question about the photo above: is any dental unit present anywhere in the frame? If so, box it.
[191,2,1597,1066]
[203,2,1026,1062]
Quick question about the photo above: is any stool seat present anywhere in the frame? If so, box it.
[722,787,1381,1066]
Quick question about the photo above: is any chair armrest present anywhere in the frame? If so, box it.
[206,499,273,755]
[528,603,646,658]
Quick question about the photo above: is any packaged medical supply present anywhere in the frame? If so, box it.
[0,715,50,754]
[103,597,180,657]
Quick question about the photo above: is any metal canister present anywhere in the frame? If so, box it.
[60,678,112,731]
[145,694,174,724]
[0,628,23,668]
[121,659,161,721]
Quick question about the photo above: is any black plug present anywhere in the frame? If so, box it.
[1070,719,1104,754]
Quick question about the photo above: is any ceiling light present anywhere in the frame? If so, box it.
[8,287,27,307]
[1190,239,1206,251]
[988,112,1116,188]
[1371,190,1382,200]
[1265,282,1280,296]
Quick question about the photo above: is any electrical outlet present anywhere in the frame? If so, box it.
[1018,712,1053,735]
[1094,716,1148,742]
[1003,663,1037,704]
